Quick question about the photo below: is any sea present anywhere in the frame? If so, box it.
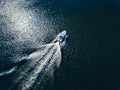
[0,0,120,90]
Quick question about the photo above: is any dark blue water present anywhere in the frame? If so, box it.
[0,0,120,90]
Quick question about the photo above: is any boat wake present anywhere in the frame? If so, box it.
[9,43,61,90]
[0,66,17,77]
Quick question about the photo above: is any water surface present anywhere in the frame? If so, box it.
[0,0,120,90]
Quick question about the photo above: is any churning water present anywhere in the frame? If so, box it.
[9,43,61,90]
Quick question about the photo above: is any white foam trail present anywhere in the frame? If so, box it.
[10,43,61,90]
[0,66,16,77]
[22,43,61,90]
[33,44,61,90]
